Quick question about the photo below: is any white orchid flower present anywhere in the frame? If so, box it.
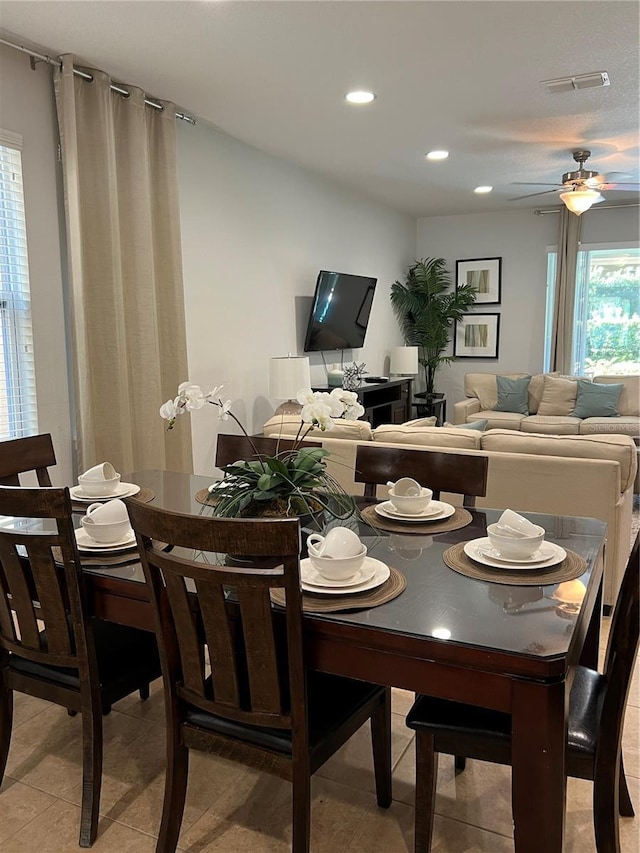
[205,385,224,402]
[331,389,364,420]
[218,399,233,421]
[301,400,336,431]
[296,388,316,405]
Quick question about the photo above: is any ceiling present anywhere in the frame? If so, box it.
[1,0,639,217]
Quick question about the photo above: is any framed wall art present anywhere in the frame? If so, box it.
[456,257,502,304]
[454,313,500,359]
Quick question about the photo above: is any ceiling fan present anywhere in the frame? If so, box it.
[510,150,640,215]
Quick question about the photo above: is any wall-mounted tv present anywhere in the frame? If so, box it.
[303,270,377,352]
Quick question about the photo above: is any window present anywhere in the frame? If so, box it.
[0,133,38,439]
[544,243,640,376]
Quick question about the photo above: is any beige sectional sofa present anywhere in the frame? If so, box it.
[453,372,640,436]
[263,414,638,606]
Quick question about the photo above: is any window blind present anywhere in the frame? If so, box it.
[0,138,38,439]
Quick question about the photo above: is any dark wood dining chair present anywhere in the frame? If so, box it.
[0,485,162,847]
[124,498,392,853]
[0,433,57,486]
[215,433,320,467]
[406,531,639,853]
[354,444,489,507]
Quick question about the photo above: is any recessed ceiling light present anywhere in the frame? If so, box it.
[345,90,376,104]
[426,150,449,161]
[474,186,493,194]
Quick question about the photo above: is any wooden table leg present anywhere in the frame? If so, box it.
[511,678,567,853]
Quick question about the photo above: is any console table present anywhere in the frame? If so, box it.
[312,378,411,427]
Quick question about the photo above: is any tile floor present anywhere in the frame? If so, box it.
[1,617,638,852]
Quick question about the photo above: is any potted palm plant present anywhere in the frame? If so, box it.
[390,258,477,399]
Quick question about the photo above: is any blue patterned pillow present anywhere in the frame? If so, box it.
[493,375,531,415]
[572,379,623,418]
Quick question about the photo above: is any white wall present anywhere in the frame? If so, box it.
[0,45,73,484]
[416,205,640,411]
[177,119,416,475]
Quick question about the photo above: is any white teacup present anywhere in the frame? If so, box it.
[309,545,368,581]
[388,486,432,515]
[307,527,363,559]
[78,462,121,497]
[81,499,132,544]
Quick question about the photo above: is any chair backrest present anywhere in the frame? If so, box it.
[215,433,320,467]
[0,486,91,672]
[599,531,640,756]
[125,498,305,734]
[0,434,56,486]
[354,444,489,507]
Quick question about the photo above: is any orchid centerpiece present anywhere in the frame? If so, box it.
[160,382,365,521]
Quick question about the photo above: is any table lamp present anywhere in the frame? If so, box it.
[269,355,311,415]
[390,345,419,376]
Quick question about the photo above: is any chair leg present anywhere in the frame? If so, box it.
[79,705,103,847]
[593,761,621,853]
[619,755,635,818]
[371,688,392,807]
[454,755,467,773]
[291,760,311,853]
[0,680,13,785]
[156,736,189,853]
[139,683,150,701]
[414,732,437,853]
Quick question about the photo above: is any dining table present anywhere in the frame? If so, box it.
[75,468,606,853]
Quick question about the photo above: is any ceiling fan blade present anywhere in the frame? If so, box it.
[509,188,562,201]
[600,182,640,191]
[510,182,565,187]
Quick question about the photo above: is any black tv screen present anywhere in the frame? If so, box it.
[303,270,377,352]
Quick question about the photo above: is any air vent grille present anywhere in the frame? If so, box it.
[541,72,610,93]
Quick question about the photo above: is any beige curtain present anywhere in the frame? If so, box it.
[549,207,582,374]
[54,55,192,474]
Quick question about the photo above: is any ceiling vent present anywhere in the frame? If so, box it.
[541,71,610,93]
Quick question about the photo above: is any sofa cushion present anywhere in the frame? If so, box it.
[572,379,623,418]
[579,416,640,437]
[263,415,373,442]
[372,424,482,450]
[528,372,557,414]
[494,375,531,414]
[402,416,438,427]
[593,375,640,417]
[537,375,578,416]
[480,430,637,493]
[444,419,489,431]
[521,415,582,435]
[470,411,526,430]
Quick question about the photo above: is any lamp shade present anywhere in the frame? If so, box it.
[559,187,604,216]
[390,346,419,375]
[269,356,311,400]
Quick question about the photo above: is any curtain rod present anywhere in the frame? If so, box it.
[534,202,639,215]
[0,35,197,125]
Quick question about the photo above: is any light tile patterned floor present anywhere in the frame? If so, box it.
[1,618,638,852]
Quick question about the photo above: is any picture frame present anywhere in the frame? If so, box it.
[456,257,502,304]
[454,313,500,359]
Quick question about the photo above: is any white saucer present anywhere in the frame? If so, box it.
[301,561,376,589]
[74,527,137,551]
[464,538,566,570]
[70,482,141,502]
[375,500,455,523]
[300,557,390,595]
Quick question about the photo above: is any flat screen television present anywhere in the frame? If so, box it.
[303,270,377,352]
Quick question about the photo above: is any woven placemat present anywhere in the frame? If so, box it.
[71,486,155,512]
[443,542,587,586]
[54,545,140,568]
[361,504,473,535]
[270,565,406,613]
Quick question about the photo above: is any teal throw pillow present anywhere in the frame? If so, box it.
[451,419,489,431]
[493,375,531,415]
[572,379,623,418]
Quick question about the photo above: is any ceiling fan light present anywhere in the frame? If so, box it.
[559,187,604,215]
